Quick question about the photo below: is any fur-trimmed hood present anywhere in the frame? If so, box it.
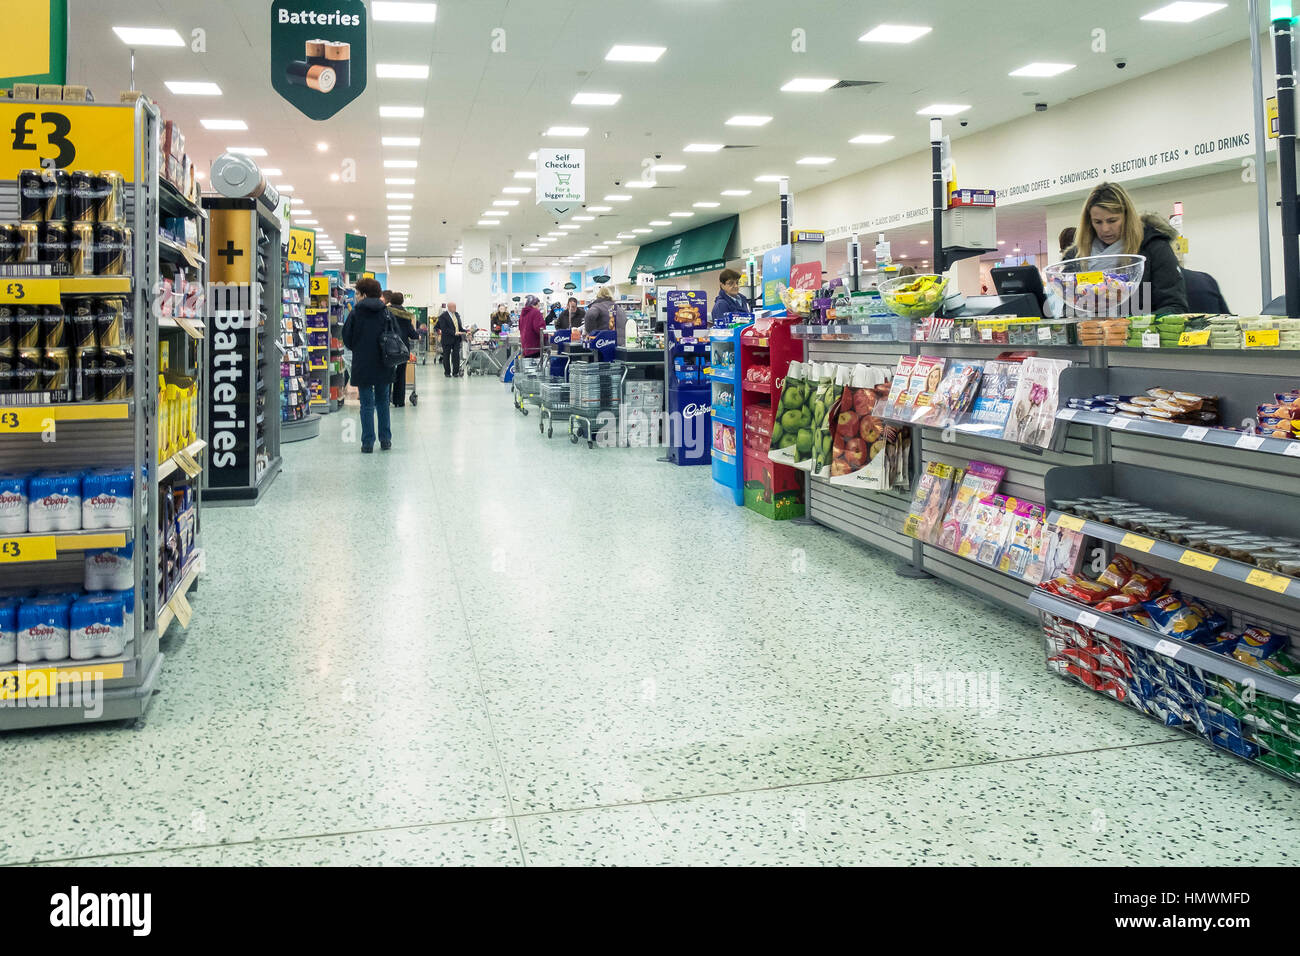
[1141,213,1179,242]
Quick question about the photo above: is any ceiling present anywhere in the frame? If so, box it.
[68,0,1251,270]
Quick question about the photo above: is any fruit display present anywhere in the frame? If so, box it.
[878,273,949,319]
[768,361,810,466]
[827,363,899,486]
[1042,254,1145,317]
[779,285,814,317]
[812,366,848,476]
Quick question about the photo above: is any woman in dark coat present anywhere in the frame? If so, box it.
[341,276,393,453]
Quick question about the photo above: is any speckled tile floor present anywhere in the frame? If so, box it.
[4,366,1299,866]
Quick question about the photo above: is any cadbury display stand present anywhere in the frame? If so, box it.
[664,290,711,466]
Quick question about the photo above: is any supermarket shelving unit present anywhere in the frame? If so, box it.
[328,276,346,411]
[280,259,319,442]
[306,273,332,414]
[0,98,203,728]
[201,195,283,503]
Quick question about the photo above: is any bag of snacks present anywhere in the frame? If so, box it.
[828,365,898,489]
[768,361,810,466]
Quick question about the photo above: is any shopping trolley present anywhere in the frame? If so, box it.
[512,357,543,414]
[567,360,627,449]
[465,328,503,377]
[416,326,430,365]
[539,378,573,438]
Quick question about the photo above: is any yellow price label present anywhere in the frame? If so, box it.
[0,278,60,305]
[0,536,57,563]
[1246,568,1292,594]
[1178,330,1211,347]
[0,408,55,433]
[1244,329,1280,348]
[991,322,1009,333]
[1120,533,1155,553]
[0,663,125,700]
[310,276,329,296]
[1179,550,1219,572]
[1075,271,1104,284]
[288,228,316,265]
[0,103,137,181]
[1054,513,1086,532]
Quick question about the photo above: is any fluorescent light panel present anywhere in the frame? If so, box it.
[382,136,421,146]
[115,27,185,46]
[227,146,266,156]
[1140,2,1227,21]
[797,156,836,165]
[693,202,720,208]
[386,177,416,184]
[387,192,414,199]
[587,206,612,212]
[477,220,497,226]
[651,164,685,172]
[649,220,671,226]
[384,159,418,168]
[1009,62,1076,77]
[388,204,413,210]
[546,126,589,137]
[781,78,836,92]
[625,180,654,189]
[917,103,971,115]
[571,92,621,105]
[850,133,894,144]
[683,143,724,152]
[260,168,282,176]
[726,115,771,126]
[502,186,531,194]
[200,118,246,130]
[858,24,932,43]
[514,171,537,179]
[668,212,693,217]
[605,44,666,62]
[754,174,786,182]
[493,200,520,206]
[720,189,751,196]
[605,194,632,201]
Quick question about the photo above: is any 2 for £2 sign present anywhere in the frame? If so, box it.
[2,103,137,181]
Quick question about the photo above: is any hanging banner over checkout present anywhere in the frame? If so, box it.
[536,148,585,221]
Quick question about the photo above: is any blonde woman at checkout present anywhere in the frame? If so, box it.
[1062,181,1188,316]
[582,286,616,338]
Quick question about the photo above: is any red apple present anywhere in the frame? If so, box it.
[844,437,868,469]
[859,417,883,443]
[836,411,861,438]
[831,457,852,477]
[853,390,876,416]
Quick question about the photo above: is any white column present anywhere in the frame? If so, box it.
[460,230,493,327]
[444,261,463,310]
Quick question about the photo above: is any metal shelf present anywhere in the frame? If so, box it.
[1058,407,1300,458]
[0,528,130,563]
[157,439,207,481]
[158,176,200,219]
[1048,510,1300,602]
[158,234,205,266]
[1029,587,1300,704]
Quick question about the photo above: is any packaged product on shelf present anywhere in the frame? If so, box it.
[1001,357,1070,447]
[1040,523,1086,580]
[958,494,1013,564]
[69,593,127,661]
[811,364,848,477]
[974,495,1019,567]
[0,597,16,665]
[17,596,71,663]
[27,471,81,532]
[903,461,962,542]
[899,355,946,420]
[767,360,810,466]
[0,473,28,533]
[914,360,983,427]
[935,461,1006,553]
[996,501,1047,582]
[81,467,132,530]
[827,364,893,483]
[84,541,135,591]
[883,355,916,416]
[790,362,836,470]
[963,359,1024,436]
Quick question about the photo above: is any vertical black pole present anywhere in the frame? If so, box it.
[779,178,792,246]
[931,118,944,274]
[1275,16,1300,316]
[848,236,861,293]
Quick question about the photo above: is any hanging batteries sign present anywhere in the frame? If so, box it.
[270,1,367,121]
[536,148,585,220]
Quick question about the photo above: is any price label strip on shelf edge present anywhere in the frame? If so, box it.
[0,536,56,563]
[1058,408,1078,421]
[1244,329,1281,349]
[1246,568,1292,595]
[1285,442,1300,457]
[174,316,203,340]
[0,663,126,701]
[0,278,60,305]
[1120,533,1155,553]
[1054,513,1087,532]
[168,590,194,629]
[1236,433,1266,451]
[1179,550,1219,572]
[1108,416,1133,430]
[175,451,202,478]
[1182,425,1209,441]
[1178,330,1211,347]
[1076,611,1100,630]
[1152,639,1182,659]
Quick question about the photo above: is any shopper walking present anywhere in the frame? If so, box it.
[1063,181,1188,315]
[518,295,546,358]
[711,269,752,323]
[341,277,393,453]
[582,286,615,338]
[556,297,584,331]
[382,290,418,407]
[436,301,466,377]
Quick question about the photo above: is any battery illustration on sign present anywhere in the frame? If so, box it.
[271,2,367,120]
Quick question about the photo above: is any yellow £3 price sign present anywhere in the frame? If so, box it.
[1,103,137,181]
[0,278,60,305]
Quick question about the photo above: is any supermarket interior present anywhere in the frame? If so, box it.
[7,0,1300,875]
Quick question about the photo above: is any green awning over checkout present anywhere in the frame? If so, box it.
[628,215,738,280]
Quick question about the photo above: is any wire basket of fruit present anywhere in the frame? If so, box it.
[1043,254,1145,317]
[779,285,815,317]
[877,273,951,319]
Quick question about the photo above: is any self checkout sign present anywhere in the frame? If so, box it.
[1,102,136,181]
[270,0,368,121]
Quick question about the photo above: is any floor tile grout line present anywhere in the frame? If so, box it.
[8,735,1196,867]
[412,374,528,867]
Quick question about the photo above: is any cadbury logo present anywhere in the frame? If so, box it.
[683,404,712,419]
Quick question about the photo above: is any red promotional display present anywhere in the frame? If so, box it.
[741,318,804,520]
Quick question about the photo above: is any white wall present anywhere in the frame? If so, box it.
[385,264,441,310]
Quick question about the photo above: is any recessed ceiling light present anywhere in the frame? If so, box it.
[477,220,497,226]
[502,186,531,194]
[547,231,565,237]
[493,200,520,207]
[693,202,720,208]
[559,224,580,230]
[293,209,312,216]
[483,211,509,217]
[194,171,206,180]
[632,228,653,234]
[348,215,355,221]
[649,220,671,226]
[683,143,724,152]
[998,240,1006,245]
[1013,248,1021,252]
[528,152,538,160]
[625,180,655,189]
[651,164,685,173]
[200,119,246,130]
[604,241,623,247]
[379,105,425,118]
[260,168,282,177]
[858,24,933,43]
[605,44,666,62]
[917,103,971,116]
[514,171,538,179]
[850,133,894,144]
[227,146,267,156]
[781,78,837,92]
[572,215,595,221]
[376,63,430,79]
[1141,1,1226,22]
[384,159,418,168]
[387,192,415,199]
[668,212,694,218]
[297,218,319,224]
[386,177,416,185]
[1009,62,1076,77]
[726,115,772,126]
[720,189,752,196]
[754,174,786,182]
[382,136,421,146]
[115,27,185,46]
[616,233,636,239]
[389,214,411,220]
[797,156,836,165]
[330,173,340,182]
[388,204,413,210]
[372,2,438,23]
[571,92,622,106]
[605,194,632,202]
[919,239,929,245]
[390,259,407,264]
[587,205,612,212]
[546,126,589,137]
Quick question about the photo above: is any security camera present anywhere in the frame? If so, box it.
[441,219,447,225]
[1035,102,1048,112]
[654,153,662,160]
[613,179,622,186]
[1115,57,1127,69]
[959,120,969,128]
